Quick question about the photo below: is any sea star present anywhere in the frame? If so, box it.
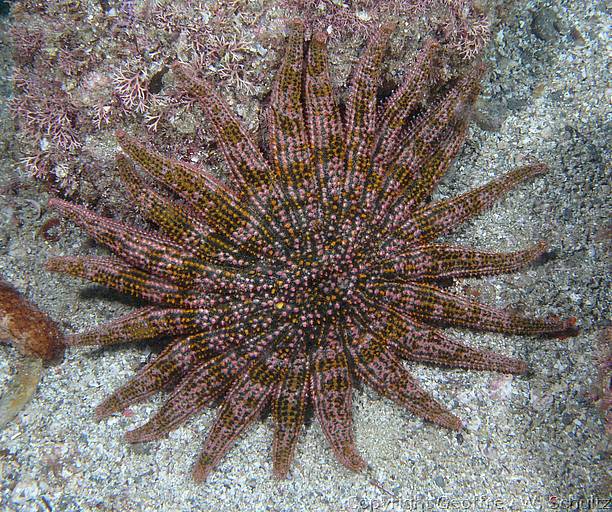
[46,21,577,482]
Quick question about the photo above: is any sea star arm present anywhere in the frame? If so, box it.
[117,132,239,222]
[392,322,527,374]
[271,352,309,478]
[395,281,576,335]
[115,154,254,260]
[343,24,394,201]
[368,66,481,232]
[173,64,300,252]
[261,20,319,246]
[355,301,527,374]
[96,313,280,421]
[95,334,217,419]
[373,39,439,167]
[267,21,312,197]
[49,198,205,284]
[122,321,294,441]
[66,297,268,348]
[374,124,468,232]
[304,31,346,209]
[397,163,549,244]
[385,68,482,208]
[46,256,198,306]
[117,135,277,259]
[64,306,203,347]
[50,198,262,293]
[347,320,462,430]
[377,241,548,280]
[311,327,366,471]
[172,63,272,195]
[192,364,276,482]
[124,351,246,442]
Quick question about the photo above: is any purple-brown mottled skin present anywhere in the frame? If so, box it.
[46,21,577,482]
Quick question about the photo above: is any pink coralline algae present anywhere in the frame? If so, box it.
[284,0,490,58]
[8,0,491,196]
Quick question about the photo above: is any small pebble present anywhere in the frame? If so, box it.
[531,8,562,42]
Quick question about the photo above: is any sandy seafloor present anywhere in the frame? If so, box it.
[0,0,610,511]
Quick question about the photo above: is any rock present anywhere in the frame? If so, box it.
[531,8,562,42]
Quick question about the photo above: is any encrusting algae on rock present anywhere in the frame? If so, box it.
[0,279,64,428]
